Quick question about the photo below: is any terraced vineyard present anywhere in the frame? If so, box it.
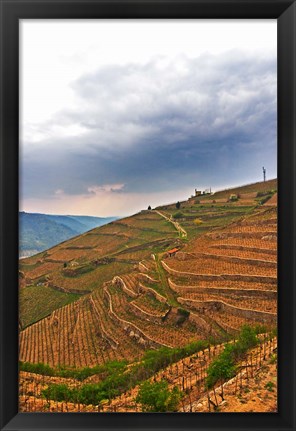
[19,333,277,413]
[19,179,277,412]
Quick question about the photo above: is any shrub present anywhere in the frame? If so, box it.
[253,324,268,335]
[42,364,131,405]
[139,341,206,377]
[42,384,72,402]
[172,211,183,219]
[20,360,128,382]
[237,325,258,351]
[257,190,273,197]
[19,361,54,376]
[177,308,190,317]
[176,308,190,325]
[38,341,208,405]
[176,201,181,209]
[193,218,203,225]
[265,381,275,392]
[206,346,237,389]
[259,195,272,205]
[206,325,259,390]
[136,380,182,412]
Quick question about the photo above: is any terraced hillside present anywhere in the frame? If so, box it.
[19,179,277,412]
[19,331,277,412]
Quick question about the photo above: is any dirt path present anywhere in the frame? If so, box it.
[154,210,187,239]
[153,254,179,307]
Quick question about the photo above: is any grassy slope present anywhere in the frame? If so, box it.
[19,285,80,328]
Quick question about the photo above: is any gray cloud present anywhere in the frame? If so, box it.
[21,50,277,202]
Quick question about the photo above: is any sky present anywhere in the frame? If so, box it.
[20,20,277,217]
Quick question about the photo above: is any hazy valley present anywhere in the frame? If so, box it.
[19,212,117,258]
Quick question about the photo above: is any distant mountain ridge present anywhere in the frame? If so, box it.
[19,212,117,258]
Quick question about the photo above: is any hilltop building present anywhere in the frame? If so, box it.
[195,188,212,196]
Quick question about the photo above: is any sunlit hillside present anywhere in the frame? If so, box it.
[19,179,277,412]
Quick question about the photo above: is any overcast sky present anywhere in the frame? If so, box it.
[20,20,277,217]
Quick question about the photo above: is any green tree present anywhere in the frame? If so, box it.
[237,325,258,351]
[136,380,182,412]
[148,205,151,210]
[206,325,259,399]
[42,384,72,403]
[206,346,237,391]
[176,201,181,209]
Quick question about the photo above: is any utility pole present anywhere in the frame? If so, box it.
[262,167,266,182]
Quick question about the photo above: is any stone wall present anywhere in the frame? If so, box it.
[138,272,159,284]
[89,296,119,349]
[175,251,276,269]
[210,244,277,256]
[138,282,168,303]
[112,276,138,298]
[103,286,172,349]
[48,282,90,295]
[188,312,216,336]
[129,301,166,324]
[168,278,277,299]
[138,261,149,273]
[162,261,277,285]
[178,297,277,325]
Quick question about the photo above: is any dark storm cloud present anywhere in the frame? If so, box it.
[21,50,277,200]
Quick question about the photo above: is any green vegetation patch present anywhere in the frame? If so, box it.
[172,211,184,219]
[256,194,274,205]
[136,380,182,412]
[25,340,208,407]
[62,263,95,277]
[30,328,275,409]
[20,359,128,381]
[19,285,80,328]
[19,260,43,272]
[53,261,133,291]
[265,381,275,392]
[206,325,259,390]
[176,308,190,325]
[154,255,179,306]
[256,190,276,198]
[133,293,169,314]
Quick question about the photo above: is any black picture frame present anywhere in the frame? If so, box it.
[0,1,295,430]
